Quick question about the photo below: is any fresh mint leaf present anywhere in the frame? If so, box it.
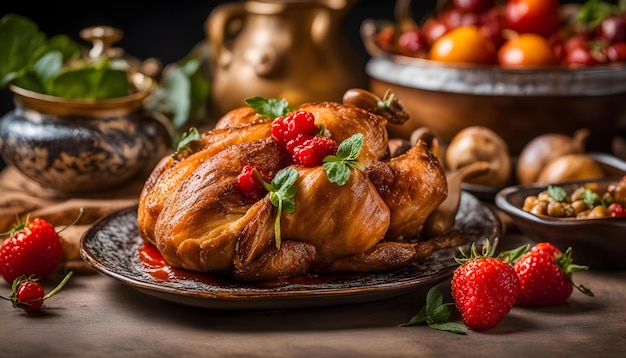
[322,133,365,186]
[547,185,568,202]
[256,167,299,248]
[245,96,290,119]
[173,127,201,157]
[401,286,467,335]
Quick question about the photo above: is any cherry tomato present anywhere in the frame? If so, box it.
[429,25,497,65]
[564,46,600,67]
[608,203,626,217]
[504,0,560,38]
[396,29,429,57]
[498,34,558,68]
[375,25,396,52]
[596,15,626,44]
[605,42,626,63]
[422,17,449,45]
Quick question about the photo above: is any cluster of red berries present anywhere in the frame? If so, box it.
[0,217,72,314]
[271,110,339,167]
[236,111,339,197]
[449,241,592,331]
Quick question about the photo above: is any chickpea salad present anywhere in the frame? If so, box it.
[522,175,626,220]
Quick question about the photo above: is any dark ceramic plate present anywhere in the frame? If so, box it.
[495,177,626,270]
[80,192,501,310]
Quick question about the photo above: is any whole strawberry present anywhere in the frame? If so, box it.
[0,217,63,283]
[1,272,73,313]
[514,242,594,306]
[451,241,521,330]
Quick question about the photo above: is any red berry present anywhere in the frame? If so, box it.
[15,280,45,312]
[271,111,318,148]
[608,203,626,217]
[292,136,339,167]
[2,272,74,313]
[236,165,269,199]
[514,242,593,306]
[0,218,63,283]
[451,243,520,330]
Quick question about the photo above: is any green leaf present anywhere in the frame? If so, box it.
[337,133,364,160]
[581,188,601,208]
[46,66,130,99]
[0,14,47,88]
[46,34,83,60]
[401,285,467,335]
[245,96,290,119]
[256,167,299,249]
[172,127,201,157]
[322,133,365,186]
[400,306,427,326]
[429,322,468,334]
[33,51,63,85]
[547,185,568,202]
[322,161,351,186]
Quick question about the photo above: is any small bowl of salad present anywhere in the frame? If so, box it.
[495,175,626,269]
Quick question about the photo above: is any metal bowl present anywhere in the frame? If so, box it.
[361,19,626,155]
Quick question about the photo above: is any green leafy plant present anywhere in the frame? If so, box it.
[147,42,211,135]
[322,133,365,186]
[255,167,299,249]
[0,13,131,99]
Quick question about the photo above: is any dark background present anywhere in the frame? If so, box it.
[0,0,428,116]
[0,0,589,171]
[0,0,588,116]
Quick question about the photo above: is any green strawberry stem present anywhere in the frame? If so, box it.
[43,271,73,300]
[557,247,595,297]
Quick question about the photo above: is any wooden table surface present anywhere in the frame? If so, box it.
[1,232,624,358]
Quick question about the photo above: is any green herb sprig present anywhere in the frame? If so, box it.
[547,185,568,202]
[401,285,467,335]
[172,127,201,158]
[255,167,299,249]
[322,133,365,186]
[245,96,291,119]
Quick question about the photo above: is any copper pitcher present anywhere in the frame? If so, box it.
[206,0,368,117]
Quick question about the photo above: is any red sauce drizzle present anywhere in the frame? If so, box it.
[137,240,371,287]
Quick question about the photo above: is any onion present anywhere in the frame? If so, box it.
[516,129,589,184]
[536,153,604,183]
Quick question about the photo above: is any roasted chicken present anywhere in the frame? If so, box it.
[137,90,460,281]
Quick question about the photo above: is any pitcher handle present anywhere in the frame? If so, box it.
[205,2,247,70]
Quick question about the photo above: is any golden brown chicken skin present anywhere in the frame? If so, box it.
[137,99,451,281]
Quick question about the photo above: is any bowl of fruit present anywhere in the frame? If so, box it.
[361,0,626,155]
